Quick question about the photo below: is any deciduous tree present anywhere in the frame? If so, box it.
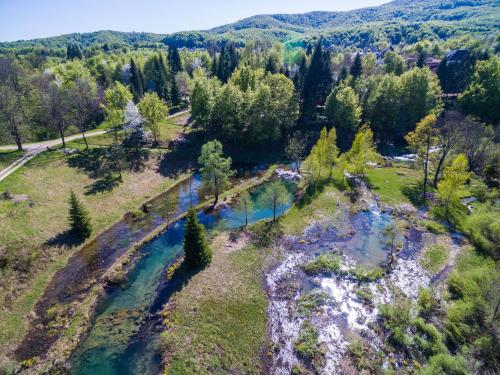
[198,140,235,205]
[405,114,439,203]
[138,92,169,145]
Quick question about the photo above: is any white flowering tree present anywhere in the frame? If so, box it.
[122,101,152,148]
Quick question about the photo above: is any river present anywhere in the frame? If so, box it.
[69,176,296,374]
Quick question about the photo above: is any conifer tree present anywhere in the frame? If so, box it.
[183,207,211,268]
[170,75,181,106]
[168,46,182,75]
[68,190,92,238]
[301,39,332,118]
[350,53,363,79]
[130,58,144,102]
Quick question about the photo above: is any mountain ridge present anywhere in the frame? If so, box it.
[1,0,498,50]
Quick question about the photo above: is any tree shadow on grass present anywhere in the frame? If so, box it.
[84,174,122,195]
[158,131,204,178]
[67,148,108,179]
[401,183,425,207]
[297,180,327,208]
[44,229,85,248]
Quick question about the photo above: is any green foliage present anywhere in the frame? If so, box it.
[198,140,235,204]
[351,266,386,282]
[325,84,361,149]
[379,300,413,347]
[294,320,324,369]
[413,317,447,356]
[420,354,469,375]
[68,190,92,238]
[183,207,211,268]
[302,253,342,275]
[422,220,446,234]
[444,248,496,353]
[138,92,169,144]
[258,180,292,221]
[459,56,500,124]
[436,154,471,221]
[342,125,381,177]
[384,51,405,75]
[466,205,500,258]
[420,244,449,273]
[101,82,133,126]
[418,288,439,318]
[297,291,332,316]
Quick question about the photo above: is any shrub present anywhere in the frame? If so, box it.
[379,301,413,347]
[466,206,500,258]
[351,265,386,281]
[420,244,448,273]
[294,320,325,368]
[303,253,342,275]
[297,291,332,316]
[422,220,446,234]
[413,318,447,356]
[420,353,468,375]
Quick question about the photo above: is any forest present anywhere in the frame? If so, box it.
[0,0,499,374]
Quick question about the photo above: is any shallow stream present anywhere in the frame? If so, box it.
[69,177,296,374]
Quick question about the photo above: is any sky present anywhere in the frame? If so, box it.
[0,0,390,42]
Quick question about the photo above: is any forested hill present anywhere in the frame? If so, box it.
[167,0,500,48]
[1,0,499,50]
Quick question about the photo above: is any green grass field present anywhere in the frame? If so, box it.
[161,236,268,374]
[366,166,421,205]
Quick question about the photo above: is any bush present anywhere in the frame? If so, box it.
[351,265,386,281]
[418,288,439,318]
[420,244,449,273]
[466,206,500,258]
[294,320,325,368]
[303,253,342,275]
[379,301,413,347]
[413,318,447,356]
[297,291,332,316]
[420,354,468,375]
[422,220,446,234]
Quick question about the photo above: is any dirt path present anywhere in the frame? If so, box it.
[0,130,108,182]
[0,109,190,183]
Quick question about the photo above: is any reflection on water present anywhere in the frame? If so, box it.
[70,179,296,375]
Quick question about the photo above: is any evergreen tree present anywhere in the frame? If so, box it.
[350,53,363,79]
[170,75,181,106]
[337,67,348,84]
[168,45,182,75]
[68,190,92,238]
[301,39,332,119]
[66,44,83,60]
[417,52,426,68]
[152,55,169,101]
[217,43,238,83]
[183,207,211,268]
[129,58,144,102]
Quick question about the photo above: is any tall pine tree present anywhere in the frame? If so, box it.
[130,58,144,102]
[183,207,212,268]
[68,190,92,238]
[350,53,363,79]
[301,39,333,119]
[168,46,182,75]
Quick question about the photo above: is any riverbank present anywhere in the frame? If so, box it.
[12,164,281,374]
[0,114,194,371]
[156,164,481,374]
